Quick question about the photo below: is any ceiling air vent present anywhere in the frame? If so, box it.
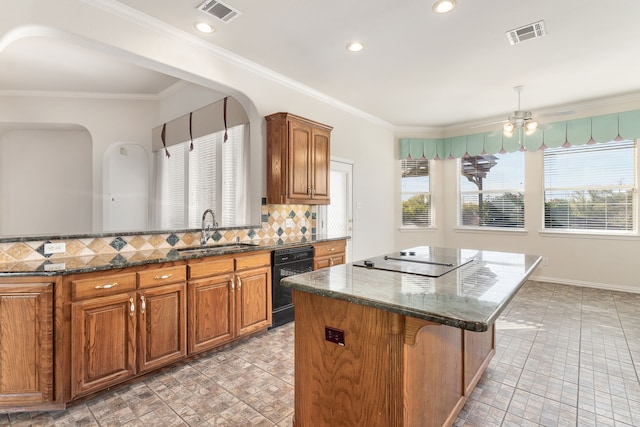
[198,0,241,23]
[506,20,546,45]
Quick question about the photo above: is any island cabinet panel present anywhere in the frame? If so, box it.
[291,290,495,427]
[463,327,495,396]
[403,318,465,427]
[0,281,53,405]
[71,292,137,397]
[292,290,394,427]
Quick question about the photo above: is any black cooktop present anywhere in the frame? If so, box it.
[353,246,475,278]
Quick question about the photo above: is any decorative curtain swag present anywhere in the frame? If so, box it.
[400,109,640,160]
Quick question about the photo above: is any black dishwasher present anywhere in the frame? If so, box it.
[271,245,314,328]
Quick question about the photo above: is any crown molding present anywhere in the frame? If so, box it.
[81,0,394,129]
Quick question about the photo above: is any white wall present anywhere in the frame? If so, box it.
[0,128,92,235]
[395,141,640,293]
[0,0,396,260]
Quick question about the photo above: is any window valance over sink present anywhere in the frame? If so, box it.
[399,109,640,160]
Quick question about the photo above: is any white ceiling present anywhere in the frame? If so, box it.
[3,0,640,130]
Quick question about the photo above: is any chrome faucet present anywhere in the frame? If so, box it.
[201,209,218,245]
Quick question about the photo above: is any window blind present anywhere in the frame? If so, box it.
[164,143,186,229]
[544,140,636,231]
[188,133,217,228]
[401,159,431,227]
[153,124,249,230]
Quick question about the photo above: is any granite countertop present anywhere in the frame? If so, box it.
[0,236,348,277]
[282,246,541,332]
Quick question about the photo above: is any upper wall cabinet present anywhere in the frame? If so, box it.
[266,113,332,205]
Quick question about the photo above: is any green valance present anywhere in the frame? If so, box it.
[399,109,640,160]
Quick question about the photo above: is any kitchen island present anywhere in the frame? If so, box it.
[282,246,541,427]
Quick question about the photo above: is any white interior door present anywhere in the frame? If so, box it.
[318,159,353,262]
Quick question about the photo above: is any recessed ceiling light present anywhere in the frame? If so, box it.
[195,22,215,33]
[346,41,364,52]
[433,0,456,14]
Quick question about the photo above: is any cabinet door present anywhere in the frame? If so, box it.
[0,282,53,405]
[311,127,330,202]
[235,266,272,337]
[288,120,313,200]
[72,292,136,397]
[137,283,187,373]
[187,274,234,354]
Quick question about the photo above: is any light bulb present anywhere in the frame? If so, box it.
[346,41,364,52]
[433,0,456,14]
[195,22,215,33]
[524,120,538,135]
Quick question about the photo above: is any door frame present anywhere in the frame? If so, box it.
[317,158,354,263]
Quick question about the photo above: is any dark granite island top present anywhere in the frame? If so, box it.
[282,246,541,427]
[282,246,541,332]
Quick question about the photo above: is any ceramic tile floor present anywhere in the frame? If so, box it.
[2,280,640,426]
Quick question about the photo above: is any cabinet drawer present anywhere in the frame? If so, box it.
[72,273,137,301]
[235,252,271,271]
[314,241,346,258]
[188,257,234,280]
[137,265,186,288]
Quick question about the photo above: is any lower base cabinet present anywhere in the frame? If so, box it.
[313,240,346,270]
[0,248,275,410]
[70,267,187,398]
[0,281,53,406]
[187,252,272,355]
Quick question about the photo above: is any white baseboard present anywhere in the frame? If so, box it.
[531,274,640,294]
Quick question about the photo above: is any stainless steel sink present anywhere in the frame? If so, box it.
[176,242,258,254]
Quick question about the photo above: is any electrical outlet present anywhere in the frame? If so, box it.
[44,242,66,255]
[44,262,66,271]
[543,258,549,266]
[325,326,345,346]
[285,218,294,228]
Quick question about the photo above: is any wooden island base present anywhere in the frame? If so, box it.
[292,290,495,427]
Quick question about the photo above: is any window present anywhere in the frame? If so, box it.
[153,124,248,229]
[459,152,524,228]
[543,140,636,232]
[401,158,431,227]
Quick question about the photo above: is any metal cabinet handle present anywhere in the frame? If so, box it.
[95,282,118,290]
[230,278,235,291]
[237,277,242,289]
[140,295,146,314]
[129,297,135,317]
[329,248,335,251]
[330,258,334,266]
[154,274,173,280]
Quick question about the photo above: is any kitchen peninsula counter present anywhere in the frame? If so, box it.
[282,247,541,427]
[0,236,346,276]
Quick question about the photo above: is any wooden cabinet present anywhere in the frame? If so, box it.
[292,291,496,427]
[187,252,272,355]
[234,253,272,337]
[70,266,186,398]
[266,112,332,205]
[0,247,274,410]
[0,280,53,406]
[187,258,235,354]
[313,240,346,270]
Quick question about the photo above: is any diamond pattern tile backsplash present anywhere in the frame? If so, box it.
[0,205,315,263]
